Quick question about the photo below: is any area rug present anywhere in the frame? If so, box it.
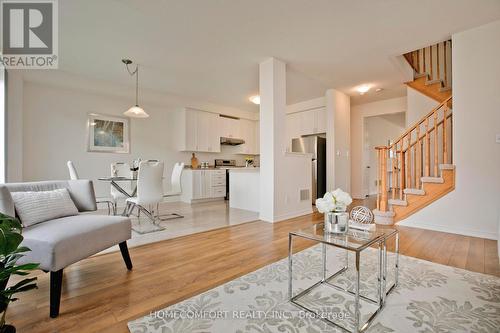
[128,244,500,332]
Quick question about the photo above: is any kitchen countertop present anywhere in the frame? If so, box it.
[184,166,259,170]
[228,167,259,172]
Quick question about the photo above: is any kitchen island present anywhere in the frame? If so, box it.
[229,167,260,212]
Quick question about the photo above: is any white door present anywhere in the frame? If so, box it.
[192,171,203,199]
[300,110,316,136]
[185,109,198,151]
[239,119,253,154]
[202,170,212,198]
[315,108,327,134]
[208,113,221,152]
[196,112,210,152]
[254,121,260,154]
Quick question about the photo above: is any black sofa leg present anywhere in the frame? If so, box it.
[119,241,133,270]
[50,270,63,318]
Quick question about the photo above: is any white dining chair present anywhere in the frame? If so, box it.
[160,162,185,220]
[125,161,164,224]
[66,161,115,215]
[110,162,133,210]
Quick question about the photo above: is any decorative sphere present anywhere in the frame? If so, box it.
[350,206,374,224]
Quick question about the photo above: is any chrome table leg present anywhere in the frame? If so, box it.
[288,234,293,299]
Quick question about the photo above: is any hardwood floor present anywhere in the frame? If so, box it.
[7,198,500,333]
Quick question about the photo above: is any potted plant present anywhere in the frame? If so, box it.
[0,213,39,333]
[316,188,353,234]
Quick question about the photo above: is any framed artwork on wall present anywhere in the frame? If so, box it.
[87,113,130,153]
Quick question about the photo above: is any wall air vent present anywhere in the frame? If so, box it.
[300,189,310,201]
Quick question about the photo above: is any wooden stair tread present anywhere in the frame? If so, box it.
[403,188,425,196]
[421,177,444,183]
[439,164,455,170]
[425,79,443,86]
[388,199,408,206]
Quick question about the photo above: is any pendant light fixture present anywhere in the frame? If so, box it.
[122,59,149,118]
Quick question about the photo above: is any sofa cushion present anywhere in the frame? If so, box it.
[18,214,132,271]
[11,188,79,227]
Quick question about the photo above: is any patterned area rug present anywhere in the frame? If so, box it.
[128,245,500,332]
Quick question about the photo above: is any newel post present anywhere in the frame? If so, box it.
[380,147,388,212]
[373,146,395,225]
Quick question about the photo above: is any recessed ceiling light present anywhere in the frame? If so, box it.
[356,85,371,95]
[249,95,260,105]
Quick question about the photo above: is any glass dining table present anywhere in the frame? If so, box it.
[98,176,138,198]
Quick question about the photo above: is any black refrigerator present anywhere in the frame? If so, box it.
[291,135,327,204]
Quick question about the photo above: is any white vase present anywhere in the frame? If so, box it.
[324,211,349,234]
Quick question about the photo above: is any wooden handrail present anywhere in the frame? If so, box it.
[375,96,451,152]
[399,113,453,153]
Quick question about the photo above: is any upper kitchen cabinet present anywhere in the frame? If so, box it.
[254,121,260,154]
[236,119,259,155]
[219,115,242,139]
[314,108,327,134]
[178,108,221,152]
[286,107,327,150]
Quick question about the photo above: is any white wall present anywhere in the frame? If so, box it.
[350,97,407,198]
[399,20,500,240]
[17,74,254,199]
[6,71,24,182]
[325,89,350,192]
[0,67,5,183]
[406,86,438,127]
[364,113,406,195]
[286,97,325,114]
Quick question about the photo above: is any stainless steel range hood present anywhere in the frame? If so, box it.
[220,137,245,145]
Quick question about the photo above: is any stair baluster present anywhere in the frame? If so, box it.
[443,106,448,164]
[416,124,421,189]
[433,111,438,176]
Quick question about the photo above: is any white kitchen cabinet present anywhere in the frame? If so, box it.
[179,108,220,152]
[314,108,327,134]
[219,116,241,139]
[180,169,226,203]
[285,107,327,151]
[299,110,317,136]
[236,119,259,155]
[254,121,260,154]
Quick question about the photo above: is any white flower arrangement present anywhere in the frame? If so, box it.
[315,188,353,213]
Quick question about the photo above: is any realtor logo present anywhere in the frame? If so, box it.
[1,0,58,69]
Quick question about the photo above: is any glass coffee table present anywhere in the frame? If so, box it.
[288,223,399,333]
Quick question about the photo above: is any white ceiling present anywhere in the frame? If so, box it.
[55,0,500,111]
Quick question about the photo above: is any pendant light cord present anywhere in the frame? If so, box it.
[124,62,139,106]
[135,65,139,106]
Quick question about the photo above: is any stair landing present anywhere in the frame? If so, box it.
[406,75,452,104]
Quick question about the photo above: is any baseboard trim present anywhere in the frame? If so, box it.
[398,220,498,240]
[260,208,313,223]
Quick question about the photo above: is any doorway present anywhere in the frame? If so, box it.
[363,112,406,197]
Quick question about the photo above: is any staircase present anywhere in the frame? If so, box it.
[372,40,455,225]
[403,40,452,104]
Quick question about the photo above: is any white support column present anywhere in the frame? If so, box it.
[325,89,351,192]
[259,58,287,222]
